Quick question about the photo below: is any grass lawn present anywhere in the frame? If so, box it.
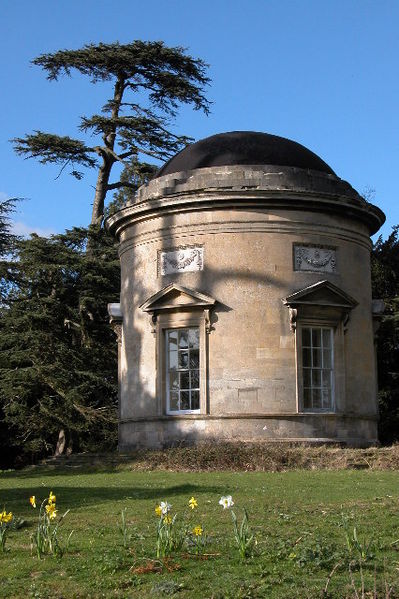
[0,467,398,598]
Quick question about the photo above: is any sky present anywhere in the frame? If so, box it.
[1,0,398,240]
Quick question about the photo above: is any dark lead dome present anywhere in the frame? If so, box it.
[156,131,335,178]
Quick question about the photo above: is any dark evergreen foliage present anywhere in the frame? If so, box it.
[0,198,21,463]
[371,226,399,444]
[2,40,211,467]
[0,198,20,304]
[0,227,120,467]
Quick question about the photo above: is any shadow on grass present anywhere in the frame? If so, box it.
[1,466,129,479]
[0,483,226,511]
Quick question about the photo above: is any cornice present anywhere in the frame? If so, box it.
[105,165,385,238]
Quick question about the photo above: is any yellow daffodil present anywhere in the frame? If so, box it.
[163,514,172,525]
[29,496,36,508]
[188,496,198,510]
[0,510,13,523]
[45,503,57,520]
[48,491,56,505]
[192,525,203,536]
[155,505,163,517]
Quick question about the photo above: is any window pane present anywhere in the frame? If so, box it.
[179,351,189,369]
[180,391,190,410]
[188,329,199,349]
[169,392,179,411]
[302,328,311,347]
[322,389,331,409]
[168,331,178,348]
[178,331,188,348]
[169,372,179,390]
[191,390,200,410]
[169,351,178,370]
[180,371,190,389]
[166,328,200,413]
[312,349,321,368]
[322,329,332,348]
[312,388,322,409]
[303,368,311,387]
[322,371,331,389]
[302,348,312,367]
[302,327,334,411]
[312,369,321,387]
[190,349,200,369]
[323,350,332,369]
[312,328,321,347]
[303,387,312,409]
[191,370,200,389]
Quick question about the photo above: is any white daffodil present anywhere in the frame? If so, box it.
[159,501,172,515]
[219,495,234,509]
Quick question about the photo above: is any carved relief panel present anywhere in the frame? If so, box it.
[294,244,337,273]
[158,246,204,276]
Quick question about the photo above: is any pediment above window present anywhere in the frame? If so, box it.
[283,280,357,331]
[140,284,216,314]
[283,280,357,309]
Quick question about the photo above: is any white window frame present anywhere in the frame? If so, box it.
[299,325,335,412]
[156,310,209,416]
[295,317,346,414]
[165,327,201,415]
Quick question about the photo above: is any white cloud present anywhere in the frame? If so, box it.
[1,193,57,238]
[11,221,56,238]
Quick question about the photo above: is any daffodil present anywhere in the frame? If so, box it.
[45,503,57,520]
[48,491,56,505]
[192,525,203,536]
[159,501,171,515]
[188,496,198,510]
[163,514,172,525]
[0,510,13,523]
[219,495,234,509]
[155,505,163,517]
[0,508,13,552]
[29,496,36,508]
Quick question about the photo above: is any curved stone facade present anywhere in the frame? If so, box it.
[107,158,385,448]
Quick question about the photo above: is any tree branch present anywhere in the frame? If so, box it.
[118,149,137,160]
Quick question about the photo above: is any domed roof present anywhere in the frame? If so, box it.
[156,131,335,178]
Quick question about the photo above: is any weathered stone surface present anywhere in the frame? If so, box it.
[106,137,385,449]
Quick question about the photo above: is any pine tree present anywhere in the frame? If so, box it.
[371,226,399,443]
[0,197,19,306]
[0,227,120,466]
[12,41,210,226]
[3,41,210,466]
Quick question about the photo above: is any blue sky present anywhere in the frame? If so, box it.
[1,0,398,239]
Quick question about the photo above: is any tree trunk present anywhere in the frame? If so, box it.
[91,156,113,226]
[90,76,125,227]
[54,428,66,456]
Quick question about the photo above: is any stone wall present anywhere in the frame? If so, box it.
[107,165,384,448]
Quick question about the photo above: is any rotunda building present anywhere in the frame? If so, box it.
[106,131,385,448]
